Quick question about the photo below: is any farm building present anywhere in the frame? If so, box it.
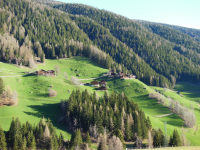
[109,69,117,77]
[35,69,55,76]
[120,74,136,79]
[100,80,106,87]
[99,86,107,91]
[91,81,99,87]
[118,72,124,78]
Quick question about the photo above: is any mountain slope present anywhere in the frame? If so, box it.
[1,0,200,88]
[52,3,200,85]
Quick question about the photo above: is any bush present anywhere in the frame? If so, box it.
[48,89,57,97]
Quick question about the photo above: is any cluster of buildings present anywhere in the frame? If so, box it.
[109,70,136,79]
[90,80,107,90]
[34,69,55,76]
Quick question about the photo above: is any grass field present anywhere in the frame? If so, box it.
[134,146,200,150]
[1,57,200,148]
[0,56,108,140]
[107,79,185,142]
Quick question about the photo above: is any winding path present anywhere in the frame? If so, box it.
[0,75,24,77]
[154,113,173,118]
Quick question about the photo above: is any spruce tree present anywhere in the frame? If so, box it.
[146,116,152,130]
[22,136,27,150]
[58,132,64,147]
[70,129,83,149]
[168,135,173,147]
[50,134,59,150]
[125,117,130,141]
[0,126,7,150]
[13,138,18,150]
[31,136,36,150]
[85,131,92,147]
[172,129,181,146]
[8,117,15,145]
[0,78,4,95]
[153,130,160,148]
[27,131,34,148]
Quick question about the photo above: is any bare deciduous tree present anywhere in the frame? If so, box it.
[71,76,80,86]
[109,136,123,150]
[89,124,99,139]
[48,89,57,97]
[64,72,68,79]
[54,65,60,76]
[147,130,153,149]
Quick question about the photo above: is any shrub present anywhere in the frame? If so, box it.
[48,89,57,97]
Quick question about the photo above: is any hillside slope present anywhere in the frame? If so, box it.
[0,56,108,139]
[52,3,200,85]
[1,0,200,88]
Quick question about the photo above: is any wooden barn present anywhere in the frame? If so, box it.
[35,69,55,76]
[99,86,107,91]
[100,80,106,87]
[91,81,99,87]
[121,74,136,79]
[109,69,117,77]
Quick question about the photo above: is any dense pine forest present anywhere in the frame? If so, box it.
[0,117,64,150]
[58,90,182,149]
[51,2,200,86]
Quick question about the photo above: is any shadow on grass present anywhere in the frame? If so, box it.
[181,92,200,102]
[72,56,105,68]
[37,93,49,97]
[22,73,36,77]
[23,103,72,137]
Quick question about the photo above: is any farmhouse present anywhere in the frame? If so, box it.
[109,69,117,77]
[100,80,106,87]
[35,69,55,76]
[118,72,124,78]
[120,74,136,79]
[91,81,99,87]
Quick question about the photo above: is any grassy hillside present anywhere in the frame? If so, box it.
[0,56,108,140]
[107,79,185,142]
[1,57,200,147]
[151,84,200,145]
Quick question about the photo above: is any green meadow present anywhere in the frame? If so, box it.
[0,56,108,140]
[1,57,200,147]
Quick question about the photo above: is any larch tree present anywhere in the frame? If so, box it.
[109,136,123,150]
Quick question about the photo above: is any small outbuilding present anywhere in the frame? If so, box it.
[99,86,107,91]
[35,69,55,76]
[100,80,106,87]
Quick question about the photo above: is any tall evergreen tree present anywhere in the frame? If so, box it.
[70,129,83,149]
[0,78,4,95]
[85,131,92,147]
[0,126,6,150]
[58,132,64,147]
[172,129,181,147]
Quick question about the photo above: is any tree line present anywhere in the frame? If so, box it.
[0,117,64,150]
[58,90,183,149]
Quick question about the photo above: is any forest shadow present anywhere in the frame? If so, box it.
[181,92,200,102]
[23,103,72,138]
